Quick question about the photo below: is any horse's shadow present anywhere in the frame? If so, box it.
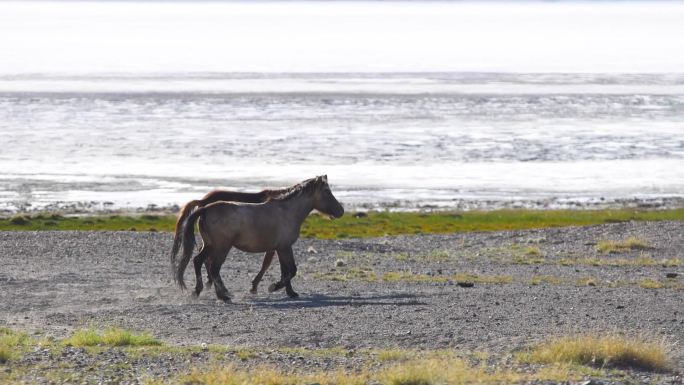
[242,292,426,309]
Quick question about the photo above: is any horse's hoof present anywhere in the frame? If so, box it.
[287,291,299,298]
[216,292,232,302]
[268,283,277,292]
[191,291,200,298]
[249,288,257,295]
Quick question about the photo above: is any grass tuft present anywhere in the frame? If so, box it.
[559,256,681,267]
[520,335,671,371]
[8,215,30,225]
[597,237,651,254]
[529,275,563,286]
[236,349,257,361]
[638,278,664,289]
[377,349,412,362]
[64,328,161,347]
[577,277,598,287]
[312,267,377,282]
[0,327,28,363]
[524,246,543,256]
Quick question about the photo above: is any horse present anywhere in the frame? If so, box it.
[175,175,344,301]
[171,187,288,294]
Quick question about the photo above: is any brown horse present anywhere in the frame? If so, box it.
[171,187,288,294]
[175,175,344,301]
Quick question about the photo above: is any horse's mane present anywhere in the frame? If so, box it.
[268,177,321,202]
[261,186,291,199]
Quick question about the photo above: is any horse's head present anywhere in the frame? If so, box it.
[312,175,344,219]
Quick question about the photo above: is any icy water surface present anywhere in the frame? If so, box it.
[1,73,683,212]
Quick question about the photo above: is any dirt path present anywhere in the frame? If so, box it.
[1,221,682,370]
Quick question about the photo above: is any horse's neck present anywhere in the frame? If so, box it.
[280,194,314,225]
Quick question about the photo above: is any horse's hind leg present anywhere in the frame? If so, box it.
[204,255,213,289]
[192,247,211,297]
[250,250,275,294]
[209,248,232,302]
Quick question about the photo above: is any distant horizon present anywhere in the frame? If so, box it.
[1,1,683,74]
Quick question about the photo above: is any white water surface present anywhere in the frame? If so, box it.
[0,1,683,212]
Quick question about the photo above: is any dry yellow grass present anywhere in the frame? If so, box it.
[529,275,563,286]
[235,348,257,361]
[63,328,161,347]
[524,246,543,256]
[596,237,651,254]
[520,335,671,371]
[379,271,513,285]
[376,349,412,362]
[638,278,665,289]
[576,277,599,287]
[560,256,681,267]
[158,358,580,385]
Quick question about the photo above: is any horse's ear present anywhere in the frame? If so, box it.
[321,175,328,183]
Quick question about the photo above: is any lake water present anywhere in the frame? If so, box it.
[0,1,683,213]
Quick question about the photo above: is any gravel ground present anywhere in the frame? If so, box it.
[0,221,682,383]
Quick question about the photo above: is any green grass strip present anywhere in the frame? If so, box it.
[0,209,683,239]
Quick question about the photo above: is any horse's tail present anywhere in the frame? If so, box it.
[171,199,203,265]
[175,206,205,290]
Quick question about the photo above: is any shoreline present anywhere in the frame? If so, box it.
[2,196,684,217]
[1,208,683,238]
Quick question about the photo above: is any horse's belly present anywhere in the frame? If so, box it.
[233,242,272,254]
[231,232,278,253]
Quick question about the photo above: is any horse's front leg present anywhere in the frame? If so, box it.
[277,246,299,298]
[267,261,288,293]
[268,249,292,294]
[251,250,275,294]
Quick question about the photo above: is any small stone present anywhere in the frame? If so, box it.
[335,259,346,267]
[353,212,368,218]
[201,343,208,351]
[457,282,475,288]
[307,246,318,254]
[666,272,678,279]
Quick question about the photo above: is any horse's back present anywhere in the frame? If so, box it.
[202,190,267,205]
[200,201,286,252]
